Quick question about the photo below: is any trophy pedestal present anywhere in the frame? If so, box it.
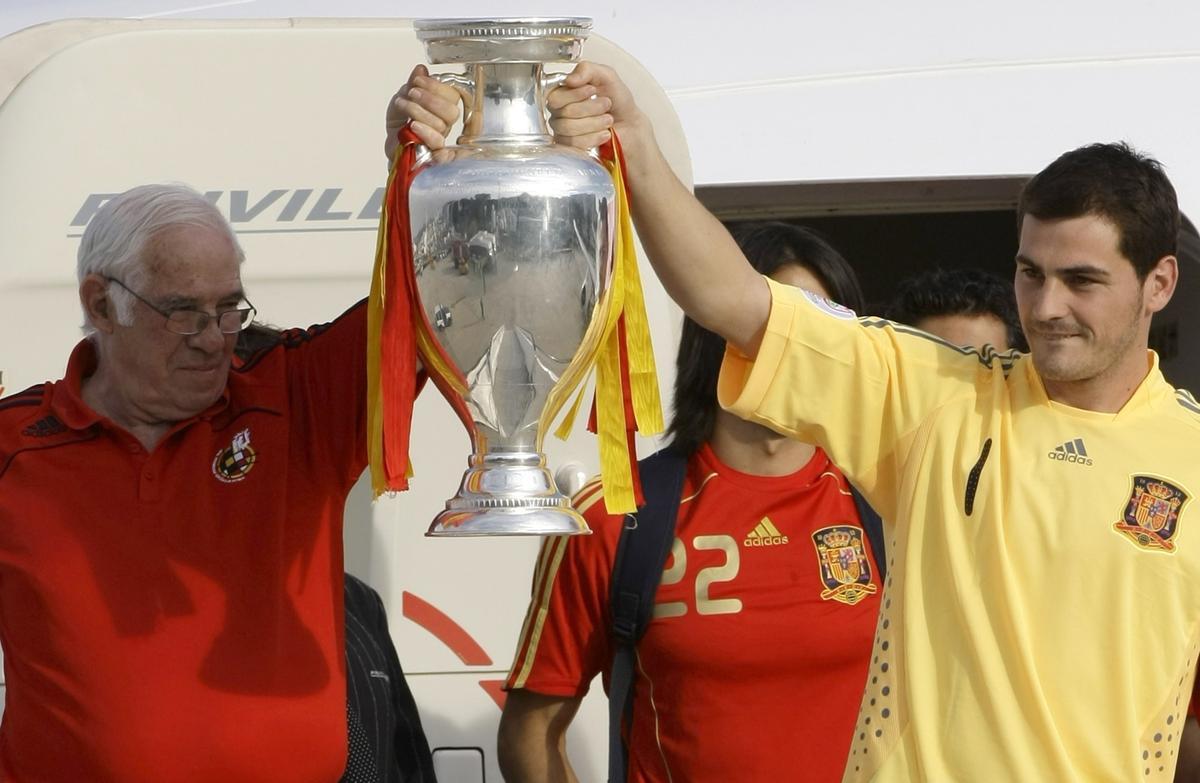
[426,453,592,537]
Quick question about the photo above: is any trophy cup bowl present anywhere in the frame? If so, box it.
[409,18,612,536]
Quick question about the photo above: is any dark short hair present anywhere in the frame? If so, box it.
[1018,141,1179,279]
[665,222,865,457]
[884,267,1026,351]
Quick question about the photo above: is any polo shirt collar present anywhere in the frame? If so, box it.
[51,339,106,431]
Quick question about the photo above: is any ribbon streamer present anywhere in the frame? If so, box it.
[538,134,664,513]
[367,129,474,496]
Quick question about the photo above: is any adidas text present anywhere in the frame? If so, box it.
[744,517,790,547]
[744,534,789,547]
[1047,450,1093,466]
[1048,438,1093,466]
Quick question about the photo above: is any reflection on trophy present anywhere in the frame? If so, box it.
[406,18,623,536]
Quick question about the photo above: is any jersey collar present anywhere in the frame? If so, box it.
[1028,350,1167,421]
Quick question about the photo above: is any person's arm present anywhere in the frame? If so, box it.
[546,62,770,356]
[497,689,583,783]
[547,64,1000,515]
[500,485,619,781]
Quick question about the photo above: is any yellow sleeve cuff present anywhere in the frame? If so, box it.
[717,277,800,421]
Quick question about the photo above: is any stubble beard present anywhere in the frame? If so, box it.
[1032,298,1143,386]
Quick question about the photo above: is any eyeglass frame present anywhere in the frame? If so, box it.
[104,276,257,336]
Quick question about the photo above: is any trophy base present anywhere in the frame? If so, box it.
[427,506,589,537]
[426,455,593,537]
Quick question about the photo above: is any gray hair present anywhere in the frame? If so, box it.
[77,183,245,332]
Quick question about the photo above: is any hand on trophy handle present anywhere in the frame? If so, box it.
[547,61,647,152]
[385,64,466,164]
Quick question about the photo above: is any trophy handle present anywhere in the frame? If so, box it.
[541,71,569,92]
[437,72,476,130]
[436,72,476,97]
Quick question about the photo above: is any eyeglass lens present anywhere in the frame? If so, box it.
[165,308,255,335]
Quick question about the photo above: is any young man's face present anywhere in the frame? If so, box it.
[1014,213,1167,395]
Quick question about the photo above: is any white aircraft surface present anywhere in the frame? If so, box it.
[2,2,1200,781]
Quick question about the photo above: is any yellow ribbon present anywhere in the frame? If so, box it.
[366,156,398,495]
[538,140,664,513]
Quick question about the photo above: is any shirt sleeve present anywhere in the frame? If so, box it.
[504,485,617,698]
[718,277,1003,522]
[282,300,370,487]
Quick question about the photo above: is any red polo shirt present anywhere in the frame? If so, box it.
[0,302,371,782]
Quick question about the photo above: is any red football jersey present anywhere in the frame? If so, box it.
[0,303,374,782]
[506,445,882,782]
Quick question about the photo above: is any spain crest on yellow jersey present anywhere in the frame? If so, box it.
[1113,474,1189,552]
[811,525,878,605]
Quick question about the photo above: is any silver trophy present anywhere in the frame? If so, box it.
[409,18,613,536]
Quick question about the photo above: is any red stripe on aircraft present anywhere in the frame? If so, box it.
[478,679,507,710]
[402,591,493,666]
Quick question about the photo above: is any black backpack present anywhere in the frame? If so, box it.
[606,448,886,783]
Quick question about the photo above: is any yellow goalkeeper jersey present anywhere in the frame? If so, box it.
[718,278,1200,782]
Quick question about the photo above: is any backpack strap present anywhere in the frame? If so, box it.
[607,447,688,783]
[848,483,887,581]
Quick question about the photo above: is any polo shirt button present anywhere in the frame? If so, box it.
[144,470,155,482]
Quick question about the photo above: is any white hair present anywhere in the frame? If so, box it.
[76,183,245,333]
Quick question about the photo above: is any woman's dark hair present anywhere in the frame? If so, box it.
[665,222,864,456]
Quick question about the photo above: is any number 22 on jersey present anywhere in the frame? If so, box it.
[653,535,743,619]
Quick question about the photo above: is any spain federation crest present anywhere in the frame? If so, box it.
[801,288,857,321]
[811,525,878,605]
[212,427,257,483]
[1113,474,1189,552]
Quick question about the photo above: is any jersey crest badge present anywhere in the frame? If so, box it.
[1113,475,1188,552]
[212,427,257,483]
[812,525,878,605]
[801,289,857,321]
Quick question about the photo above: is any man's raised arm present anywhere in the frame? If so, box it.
[548,62,772,356]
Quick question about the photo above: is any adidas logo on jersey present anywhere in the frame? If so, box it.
[1048,437,1094,466]
[744,517,789,547]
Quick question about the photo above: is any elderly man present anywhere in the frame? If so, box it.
[0,184,375,781]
